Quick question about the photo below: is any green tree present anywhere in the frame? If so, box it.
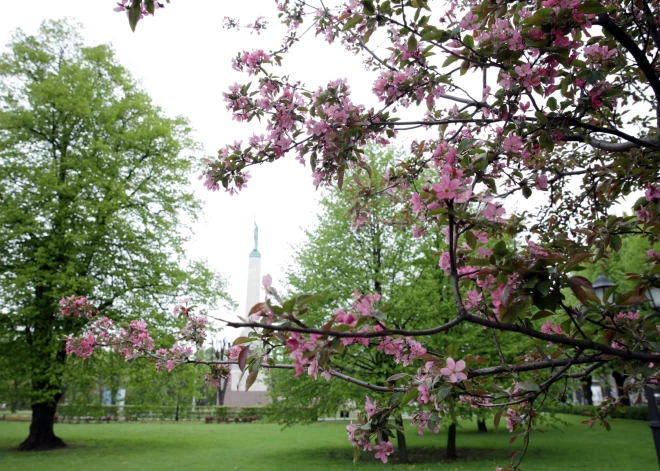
[269,148,526,460]
[0,20,231,450]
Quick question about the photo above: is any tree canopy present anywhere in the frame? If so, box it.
[0,19,232,450]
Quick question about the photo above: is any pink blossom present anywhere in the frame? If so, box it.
[440,357,467,383]
[365,396,378,420]
[541,322,564,335]
[502,134,523,153]
[229,345,245,360]
[535,174,548,190]
[482,203,506,222]
[418,382,430,403]
[646,186,660,202]
[262,274,272,288]
[374,440,394,463]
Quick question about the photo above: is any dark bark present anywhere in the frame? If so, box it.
[18,403,65,451]
[612,372,631,406]
[175,394,180,421]
[446,423,458,459]
[477,418,488,432]
[581,376,594,405]
[395,415,409,463]
[20,301,68,451]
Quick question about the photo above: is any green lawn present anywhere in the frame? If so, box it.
[0,415,656,470]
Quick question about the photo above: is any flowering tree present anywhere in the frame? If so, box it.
[67,0,660,467]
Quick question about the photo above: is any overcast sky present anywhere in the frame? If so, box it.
[1,2,640,341]
[0,1,382,339]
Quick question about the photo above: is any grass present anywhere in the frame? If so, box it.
[0,414,656,470]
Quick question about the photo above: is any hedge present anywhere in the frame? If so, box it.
[544,404,650,421]
[56,404,266,422]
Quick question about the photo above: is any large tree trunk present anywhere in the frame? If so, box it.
[446,423,458,459]
[18,403,65,451]
[395,415,409,463]
[477,418,488,432]
[20,307,68,451]
[581,376,593,405]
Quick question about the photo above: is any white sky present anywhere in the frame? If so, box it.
[0,1,379,338]
[1,1,641,340]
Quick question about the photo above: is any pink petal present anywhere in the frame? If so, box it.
[449,373,458,383]
[440,367,452,376]
[455,360,466,372]
[446,357,455,369]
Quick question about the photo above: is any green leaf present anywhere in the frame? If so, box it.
[580,0,611,14]
[442,54,460,67]
[547,97,557,111]
[457,138,476,153]
[500,296,532,323]
[517,380,540,392]
[531,309,555,320]
[128,5,142,32]
[408,34,418,52]
[401,387,418,405]
[145,0,155,14]
[343,14,364,31]
[465,231,477,250]
[437,384,453,401]
[361,0,376,15]
[493,240,509,258]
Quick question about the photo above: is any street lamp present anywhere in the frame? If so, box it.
[643,288,660,467]
[646,286,660,312]
[590,275,660,465]
[593,274,616,303]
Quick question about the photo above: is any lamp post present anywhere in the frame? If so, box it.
[595,274,660,465]
[643,284,660,467]
[593,274,616,303]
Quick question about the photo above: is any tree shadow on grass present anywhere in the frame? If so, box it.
[282,446,510,466]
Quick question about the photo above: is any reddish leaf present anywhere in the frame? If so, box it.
[245,370,259,392]
[386,373,409,382]
[232,336,255,346]
[238,346,249,372]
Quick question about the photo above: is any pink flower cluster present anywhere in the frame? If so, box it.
[59,295,98,319]
[615,311,640,321]
[541,322,564,335]
[346,422,372,452]
[231,50,271,75]
[155,344,193,372]
[377,336,426,367]
[172,297,193,317]
[66,330,100,360]
[203,364,231,388]
[117,319,155,360]
[411,410,440,435]
[180,316,208,346]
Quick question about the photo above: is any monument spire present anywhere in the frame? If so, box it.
[245,220,262,321]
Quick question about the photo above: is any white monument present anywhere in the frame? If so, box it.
[223,222,270,407]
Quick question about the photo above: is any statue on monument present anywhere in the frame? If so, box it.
[253,221,258,252]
